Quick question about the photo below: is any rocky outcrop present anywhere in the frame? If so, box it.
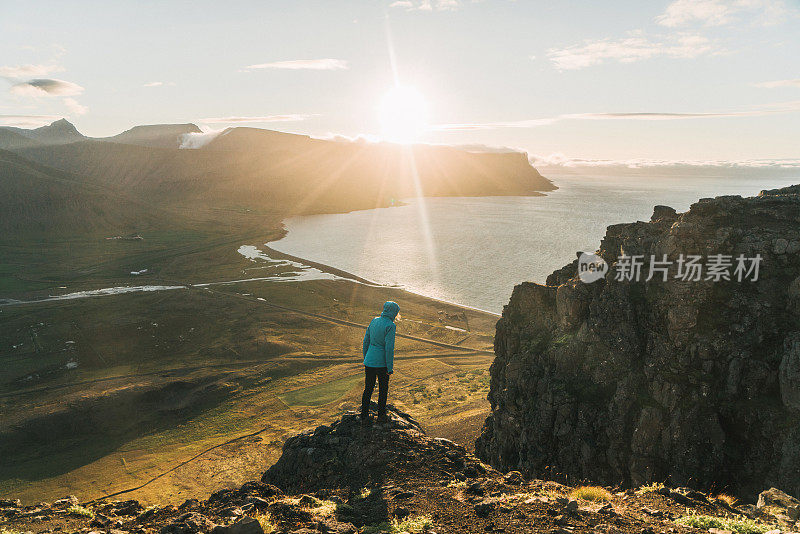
[5,405,800,534]
[262,404,492,493]
[476,185,800,499]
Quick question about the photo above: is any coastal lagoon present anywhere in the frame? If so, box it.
[272,170,800,313]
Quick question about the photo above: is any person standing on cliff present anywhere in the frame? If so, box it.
[360,301,399,424]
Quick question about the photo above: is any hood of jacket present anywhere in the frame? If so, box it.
[380,301,400,320]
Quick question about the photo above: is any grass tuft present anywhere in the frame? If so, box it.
[66,505,93,518]
[569,486,613,502]
[303,498,337,518]
[252,512,276,533]
[714,494,739,506]
[362,515,434,534]
[393,515,434,533]
[636,482,665,494]
[447,480,467,488]
[675,513,775,534]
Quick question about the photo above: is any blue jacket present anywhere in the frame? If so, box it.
[363,301,399,373]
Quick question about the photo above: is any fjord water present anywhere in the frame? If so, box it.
[272,171,800,313]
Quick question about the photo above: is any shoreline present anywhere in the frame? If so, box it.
[263,242,503,317]
[262,192,567,318]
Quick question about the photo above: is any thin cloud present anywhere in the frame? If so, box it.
[531,153,800,169]
[390,0,461,11]
[243,59,348,71]
[547,33,721,70]
[0,114,61,127]
[656,0,790,27]
[63,97,87,115]
[143,81,175,87]
[197,114,316,124]
[434,103,800,131]
[436,117,559,130]
[10,78,84,97]
[179,126,224,149]
[754,79,800,88]
[311,132,381,143]
[0,63,64,78]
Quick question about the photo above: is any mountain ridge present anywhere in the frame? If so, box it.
[106,123,203,148]
[5,120,554,233]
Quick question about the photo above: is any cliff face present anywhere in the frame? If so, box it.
[476,185,800,499]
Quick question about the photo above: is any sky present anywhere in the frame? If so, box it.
[1,0,799,164]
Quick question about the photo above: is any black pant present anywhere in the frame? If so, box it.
[361,366,389,418]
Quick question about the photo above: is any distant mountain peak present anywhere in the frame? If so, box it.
[0,118,85,145]
[39,118,80,134]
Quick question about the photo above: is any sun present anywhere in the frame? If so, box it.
[378,85,429,144]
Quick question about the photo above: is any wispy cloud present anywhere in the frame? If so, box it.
[547,33,721,70]
[197,114,316,124]
[10,78,84,97]
[0,114,61,127]
[311,132,381,143]
[242,59,349,71]
[531,152,800,169]
[656,0,790,27]
[63,97,87,115]
[143,81,175,87]
[754,78,800,88]
[435,102,800,131]
[390,0,461,11]
[0,63,64,78]
[179,126,224,149]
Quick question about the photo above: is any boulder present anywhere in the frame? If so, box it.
[97,500,144,517]
[474,501,495,517]
[51,496,79,509]
[160,512,216,534]
[210,517,263,534]
[758,488,800,520]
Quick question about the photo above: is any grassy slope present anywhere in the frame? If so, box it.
[0,266,496,504]
[0,149,162,236]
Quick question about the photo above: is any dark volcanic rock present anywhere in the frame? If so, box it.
[262,404,489,494]
[476,185,800,499]
[97,500,145,517]
[208,481,282,508]
[210,516,263,534]
[161,512,216,534]
[757,487,800,520]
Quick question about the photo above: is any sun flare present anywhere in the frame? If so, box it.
[378,86,429,144]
